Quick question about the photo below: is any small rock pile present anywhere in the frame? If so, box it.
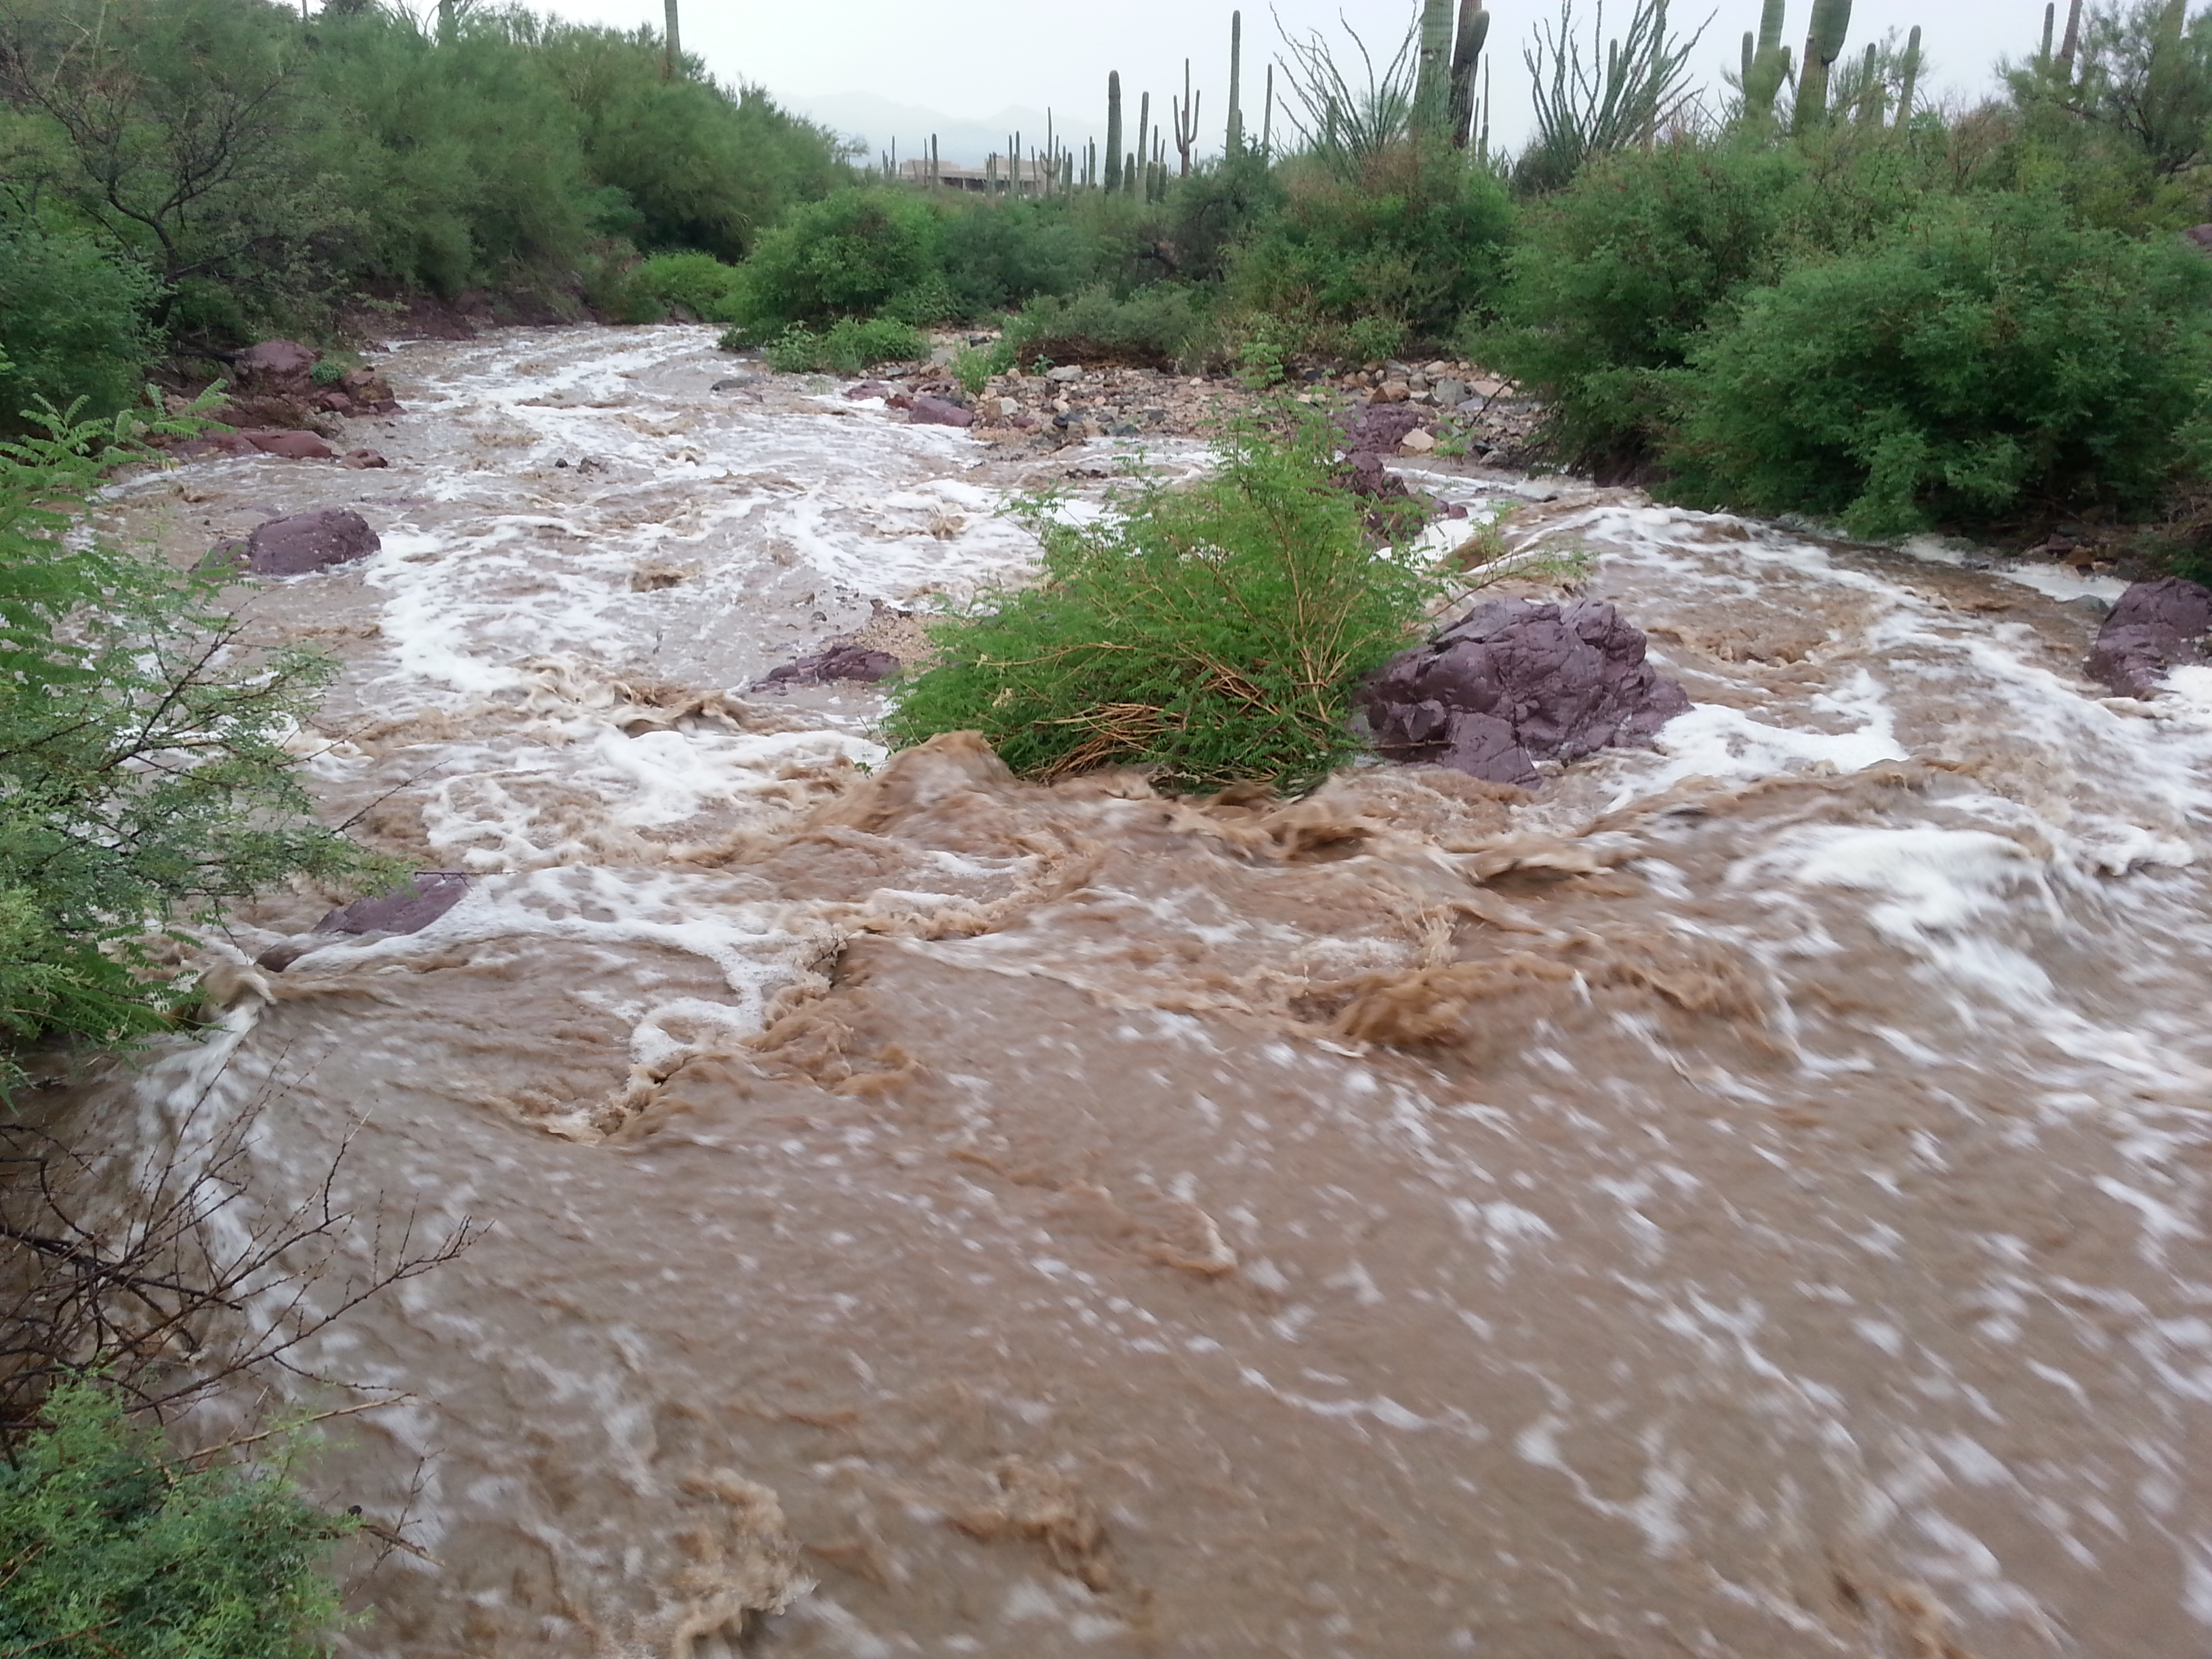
[836,356,1538,462]
[169,337,397,466]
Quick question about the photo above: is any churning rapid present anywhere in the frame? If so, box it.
[77,323,2212,1657]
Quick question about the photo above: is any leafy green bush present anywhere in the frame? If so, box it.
[636,249,744,320]
[884,409,1443,792]
[1006,283,1210,369]
[1483,137,1816,474]
[0,217,157,427]
[1662,194,2212,537]
[935,199,1107,317]
[0,1380,351,1659]
[726,188,946,337]
[953,337,1016,396]
[0,384,382,1077]
[1223,149,1515,353]
[752,318,928,375]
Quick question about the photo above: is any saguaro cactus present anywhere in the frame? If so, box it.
[662,0,680,75]
[1853,42,1883,123]
[1791,0,1852,134]
[2057,0,2084,83]
[1894,24,1921,125]
[1448,4,1491,147]
[1416,0,1454,127]
[1174,58,1200,176]
[1134,91,1150,192]
[2041,2,2055,66]
[1743,0,1788,118]
[1227,11,1244,154]
[1106,71,1123,191]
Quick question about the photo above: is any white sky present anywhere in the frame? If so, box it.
[532,0,2056,159]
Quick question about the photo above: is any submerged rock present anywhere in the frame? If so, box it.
[245,428,334,459]
[315,872,470,936]
[908,394,975,428]
[1358,597,1691,786]
[224,508,382,576]
[752,642,901,690]
[2085,576,2212,699]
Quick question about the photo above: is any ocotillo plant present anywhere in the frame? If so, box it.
[1448,4,1492,147]
[1742,0,1788,118]
[1228,10,1244,153]
[1174,59,1200,175]
[1894,22,1921,125]
[1136,91,1151,191]
[1790,0,1852,134]
[1106,71,1124,190]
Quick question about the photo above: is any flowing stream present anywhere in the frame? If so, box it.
[76,323,2212,1658]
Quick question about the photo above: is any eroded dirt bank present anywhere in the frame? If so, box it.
[74,324,2212,1658]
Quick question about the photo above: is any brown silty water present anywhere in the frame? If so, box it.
[69,324,2212,1657]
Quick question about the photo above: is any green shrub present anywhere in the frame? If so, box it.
[0,217,157,428]
[883,408,1445,792]
[0,1380,351,1659]
[1006,283,1210,369]
[953,337,1016,396]
[1662,194,2212,537]
[0,383,383,1078]
[1223,148,1515,354]
[726,188,945,335]
[636,249,743,321]
[936,199,1107,317]
[752,317,928,375]
[1483,137,1816,474]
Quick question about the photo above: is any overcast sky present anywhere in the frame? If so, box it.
[529,0,2053,162]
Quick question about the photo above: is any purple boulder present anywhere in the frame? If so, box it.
[2085,575,2212,699]
[751,643,901,691]
[315,872,469,936]
[231,508,380,577]
[234,339,317,382]
[1358,597,1692,787]
[908,395,975,429]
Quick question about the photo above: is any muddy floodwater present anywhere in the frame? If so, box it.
[75,324,2212,1657]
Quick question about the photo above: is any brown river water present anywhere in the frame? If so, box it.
[70,325,2212,1657]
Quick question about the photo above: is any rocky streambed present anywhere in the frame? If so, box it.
[64,322,2212,1659]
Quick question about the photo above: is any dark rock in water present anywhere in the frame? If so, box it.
[227,508,381,576]
[315,872,470,936]
[1342,403,1429,456]
[244,428,333,459]
[337,448,388,469]
[908,395,975,428]
[2085,576,2212,699]
[844,380,892,401]
[752,643,901,691]
[1358,597,1692,786]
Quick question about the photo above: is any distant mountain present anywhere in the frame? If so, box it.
[781,91,1086,169]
